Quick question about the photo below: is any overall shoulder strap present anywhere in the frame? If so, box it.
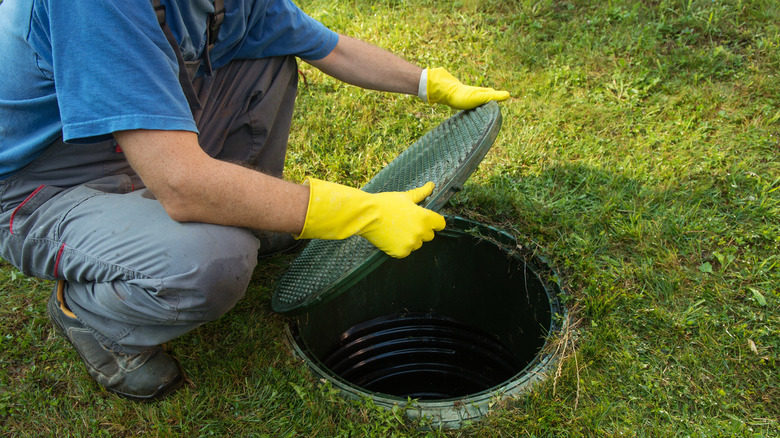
[152,0,165,26]
[149,0,204,111]
[208,0,225,48]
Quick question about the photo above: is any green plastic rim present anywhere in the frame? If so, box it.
[272,102,502,314]
[286,217,568,429]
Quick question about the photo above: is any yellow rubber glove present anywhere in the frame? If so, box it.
[296,178,446,258]
[425,67,510,110]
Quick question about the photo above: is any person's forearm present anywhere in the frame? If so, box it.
[114,129,446,258]
[113,129,309,233]
[305,34,422,95]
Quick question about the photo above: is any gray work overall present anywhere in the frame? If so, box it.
[0,1,299,354]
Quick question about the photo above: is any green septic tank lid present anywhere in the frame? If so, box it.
[272,101,503,315]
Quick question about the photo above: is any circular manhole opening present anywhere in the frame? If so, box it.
[286,217,566,428]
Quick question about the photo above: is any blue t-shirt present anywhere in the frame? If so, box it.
[0,0,338,179]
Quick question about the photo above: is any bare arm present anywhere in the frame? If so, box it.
[305,34,422,95]
[113,129,309,233]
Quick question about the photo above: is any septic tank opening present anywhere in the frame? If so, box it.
[322,311,524,400]
[286,217,566,428]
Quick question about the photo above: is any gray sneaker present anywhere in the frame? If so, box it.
[48,282,184,401]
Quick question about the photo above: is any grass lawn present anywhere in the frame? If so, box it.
[1,0,778,436]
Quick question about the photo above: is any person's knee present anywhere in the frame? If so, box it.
[186,253,257,322]
[165,227,260,323]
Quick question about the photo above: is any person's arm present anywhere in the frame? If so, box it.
[114,129,309,233]
[112,129,445,258]
[305,34,422,95]
[305,34,510,110]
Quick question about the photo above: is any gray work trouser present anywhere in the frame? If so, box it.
[0,56,298,354]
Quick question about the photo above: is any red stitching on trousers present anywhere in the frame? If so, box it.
[53,243,66,277]
[9,185,45,234]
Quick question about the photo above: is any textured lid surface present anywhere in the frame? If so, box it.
[272,101,503,314]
